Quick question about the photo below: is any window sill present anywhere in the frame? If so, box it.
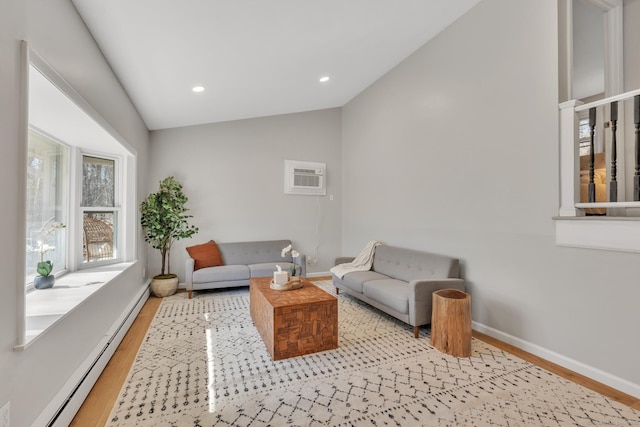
[553,216,640,252]
[18,261,137,350]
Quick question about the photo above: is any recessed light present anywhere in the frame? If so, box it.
[319,76,330,83]
[192,86,205,93]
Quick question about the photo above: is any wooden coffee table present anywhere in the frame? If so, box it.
[249,277,338,360]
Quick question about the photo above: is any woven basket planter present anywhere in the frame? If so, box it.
[150,275,179,297]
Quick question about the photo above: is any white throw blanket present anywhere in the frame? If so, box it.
[330,240,381,279]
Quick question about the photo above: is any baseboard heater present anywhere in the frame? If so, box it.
[43,283,150,427]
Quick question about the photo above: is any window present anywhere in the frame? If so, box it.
[18,45,138,347]
[82,155,118,263]
[25,130,69,280]
[24,59,130,287]
[578,117,590,156]
[25,140,124,282]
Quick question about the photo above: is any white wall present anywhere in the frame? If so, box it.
[342,0,640,395]
[0,1,149,426]
[148,108,342,280]
[623,0,640,204]
[572,0,605,99]
[624,0,640,91]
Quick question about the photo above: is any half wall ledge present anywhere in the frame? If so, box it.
[553,216,640,253]
[17,261,137,349]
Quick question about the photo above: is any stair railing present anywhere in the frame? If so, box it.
[559,88,640,217]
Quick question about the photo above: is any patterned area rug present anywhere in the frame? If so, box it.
[107,281,640,426]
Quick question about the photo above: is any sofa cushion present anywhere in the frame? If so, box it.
[193,264,250,283]
[362,279,410,314]
[249,262,296,279]
[372,245,459,282]
[186,240,223,270]
[218,240,292,265]
[337,270,389,294]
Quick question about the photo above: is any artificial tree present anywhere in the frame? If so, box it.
[140,176,198,281]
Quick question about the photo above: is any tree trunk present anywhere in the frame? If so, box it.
[160,248,167,275]
[430,289,472,357]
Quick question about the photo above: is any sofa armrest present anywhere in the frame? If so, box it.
[295,253,307,278]
[409,278,466,327]
[185,257,195,291]
[334,256,355,266]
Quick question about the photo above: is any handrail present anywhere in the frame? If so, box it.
[558,88,640,216]
[575,88,640,112]
[575,201,640,208]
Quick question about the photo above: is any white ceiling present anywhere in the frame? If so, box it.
[72,0,481,131]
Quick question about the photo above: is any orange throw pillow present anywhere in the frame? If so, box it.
[186,240,223,270]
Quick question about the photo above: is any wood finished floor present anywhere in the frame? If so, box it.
[71,282,640,426]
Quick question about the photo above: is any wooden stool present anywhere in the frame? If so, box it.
[430,289,472,357]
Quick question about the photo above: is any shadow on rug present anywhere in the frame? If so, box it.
[107,281,640,426]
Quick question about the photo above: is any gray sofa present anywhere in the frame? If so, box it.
[185,239,306,298]
[332,244,464,338]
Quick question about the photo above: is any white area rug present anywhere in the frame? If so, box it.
[107,281,640,426]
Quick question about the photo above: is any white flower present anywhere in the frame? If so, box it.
[281,244,300,277]
[39,244,55,254]
[281,244,292,258]
[281,245,299,258]
[28,219,66,263]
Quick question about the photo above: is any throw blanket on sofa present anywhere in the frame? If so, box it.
[330,240,381,279]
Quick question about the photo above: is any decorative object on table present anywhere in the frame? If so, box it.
[281,244,300,278]
[271,262,303,291]
[273,265,289,285]
[140,176,199,297]
[28,219,66,289]
[269,278,304,291]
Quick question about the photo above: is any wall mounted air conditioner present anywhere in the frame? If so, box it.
[284,160,326,195]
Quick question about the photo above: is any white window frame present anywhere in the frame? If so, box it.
[25,127,71,286]
[76,151,124,269]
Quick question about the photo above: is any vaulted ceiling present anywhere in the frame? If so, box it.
[72,0,481,130]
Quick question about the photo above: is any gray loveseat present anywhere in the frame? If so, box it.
[185,239,306,298]
[332,244,464,338]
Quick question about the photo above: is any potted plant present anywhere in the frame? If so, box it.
[28,219,66,289]
[281,244,300,279]
[140,176,198,297]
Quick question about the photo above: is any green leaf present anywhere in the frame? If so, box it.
[37,260,53,276]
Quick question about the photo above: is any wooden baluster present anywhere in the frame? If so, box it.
[635,95,640,201]
[588,107,596,203]
[610,101,618,202]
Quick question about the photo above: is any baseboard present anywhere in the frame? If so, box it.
[35,281,151,427]
[472,321,640,399]
[307,271,331,278]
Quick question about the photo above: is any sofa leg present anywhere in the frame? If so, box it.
[414,326,419,338]
[336,288,340,295]
[188,290,193,299]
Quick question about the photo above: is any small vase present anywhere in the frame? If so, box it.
[34,275,55,289]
